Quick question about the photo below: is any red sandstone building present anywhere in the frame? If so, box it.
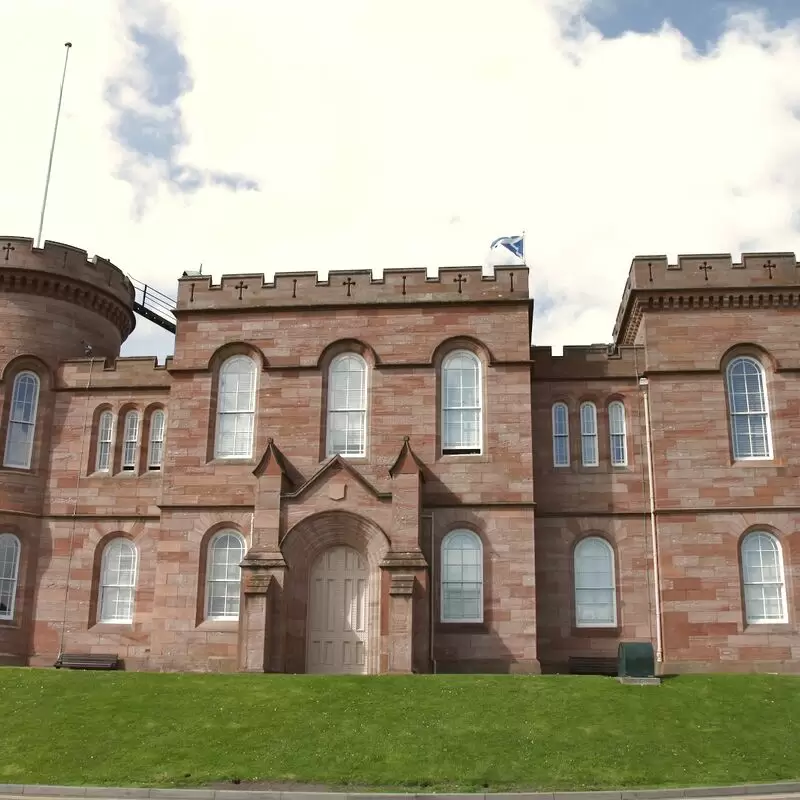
[0,236,797,674]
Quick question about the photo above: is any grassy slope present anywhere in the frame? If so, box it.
[1,670,799,792]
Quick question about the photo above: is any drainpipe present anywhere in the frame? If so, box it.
[639,377,664,664]
[421,511,437,674]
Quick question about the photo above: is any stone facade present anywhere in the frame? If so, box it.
[0,236,798,674]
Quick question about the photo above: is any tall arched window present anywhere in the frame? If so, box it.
[96,410,114,472]
[442,350,482,455]
[552,402,570,467]
[741,531,787,624]
[580,402,598,467]
[99,538,138,623]
[3,371,40,469]
[148,410,166,470]
[608,401,627,466]
[574,537,616,627]
[122,410,140,471]
[441,530,483,622]
[215,356,257,459]
[726,357,772,460]
[0,533,21,621]
[205,531,245,620]
[327,354,367,457]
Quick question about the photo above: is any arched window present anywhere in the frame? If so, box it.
[205,531,246,620]
[0,533,21,621]
[741,531,788,624]
[552,402,570,467]
[148,410,166,470]
[3,371,40,469]
[441,530,483,622]
[574,537,616,627]
[122,410,140,471]
[95,410,114,472]
[99,538,138,623]
[215,356,257,459]
[441,351,482,455]
[726,357,772,460]
[580,402,598,467]
[326,354,367,457]
[608,401,627,467]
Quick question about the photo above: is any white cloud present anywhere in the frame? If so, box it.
[1,0,799,360]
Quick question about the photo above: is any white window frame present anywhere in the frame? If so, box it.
[0,532,21,621]
[441,350,483,455]
[726,357,773,460]
[148,409,166,470]
[205,530,246,621]
[96,410,114,472]
[741,531,788,625]
[440,529,484,623]
[608,401,628,467]
[98,538,138,624]
[214,356,258,460]
[580,401,599,467]
[326,353,368,458]
[122,410,140,471]
[574,536,617,628]
[552,402,570,467]
[3,371,40,469]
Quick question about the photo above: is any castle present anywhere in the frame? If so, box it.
[0,235,798,674]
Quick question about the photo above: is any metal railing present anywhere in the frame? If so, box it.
[127,274,177,334]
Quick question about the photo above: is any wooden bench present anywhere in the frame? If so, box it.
[54,653,120,670]
[568,656,618,676]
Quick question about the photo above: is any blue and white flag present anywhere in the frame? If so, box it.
[490,234,525,263]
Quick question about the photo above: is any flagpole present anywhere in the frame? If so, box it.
[521,229,526,266]
[36,42,73,249]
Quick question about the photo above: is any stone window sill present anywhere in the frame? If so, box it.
[572,626,621,638]
[90,623,134,634]
[196,619,239,633]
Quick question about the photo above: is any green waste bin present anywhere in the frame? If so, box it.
[618,641,655,678]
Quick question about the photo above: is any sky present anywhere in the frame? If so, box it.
[1,0,799,360]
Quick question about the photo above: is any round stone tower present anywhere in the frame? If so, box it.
[0,236,135,366]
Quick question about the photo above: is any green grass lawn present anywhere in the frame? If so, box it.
[1,670,799,792]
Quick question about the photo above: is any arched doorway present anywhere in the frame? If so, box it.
[306,546,370,674]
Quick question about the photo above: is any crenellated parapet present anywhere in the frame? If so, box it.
[613,252,800,345]
[58,357,172,390]
[532,344,642,381]
[176,265,527,312]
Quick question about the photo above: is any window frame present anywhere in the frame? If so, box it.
[441,350,483,456]
[440,529,484,624]
[98,538,138,624]
[205,530,246,621]
[552,402,570,467]
[608,400,628,467]
[147,409,166,470]
[725,356,773,461]
[740,531,788,625]
[574,536,617,629]
[3,371,40,470]
[121,410,140,471]
[95,410,114,472]
[580,401,599,467]
[0,532,21,621]
[214,356,258,460]
[326,353,368,458]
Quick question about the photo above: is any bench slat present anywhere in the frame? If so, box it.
[54,653,119,670]
[568,656,618,676]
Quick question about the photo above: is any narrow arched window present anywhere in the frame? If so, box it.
[3,371,40,469]
[608,401,627,466]
[552,402,570,467]
[726,357,772,459]
[215,356,257,459]
[441,530,483,622]
[96,411,114,472]
[442,350,482,454]
[326,354,367,457]
[0,533,21,621]
[580,402,598,467]
[122,411,140,471]
[99,538,138,623]
[148,410,166,470]
[741,531,787,624]
[574,537,616,627]
[206,531,245,620]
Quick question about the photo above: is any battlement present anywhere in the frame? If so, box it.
[531,344,643,381]
[176,265,527,311]
[613,251,800,344]
[59,357,172,390]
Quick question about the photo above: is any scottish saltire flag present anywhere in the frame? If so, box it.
[490,234,525,262]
